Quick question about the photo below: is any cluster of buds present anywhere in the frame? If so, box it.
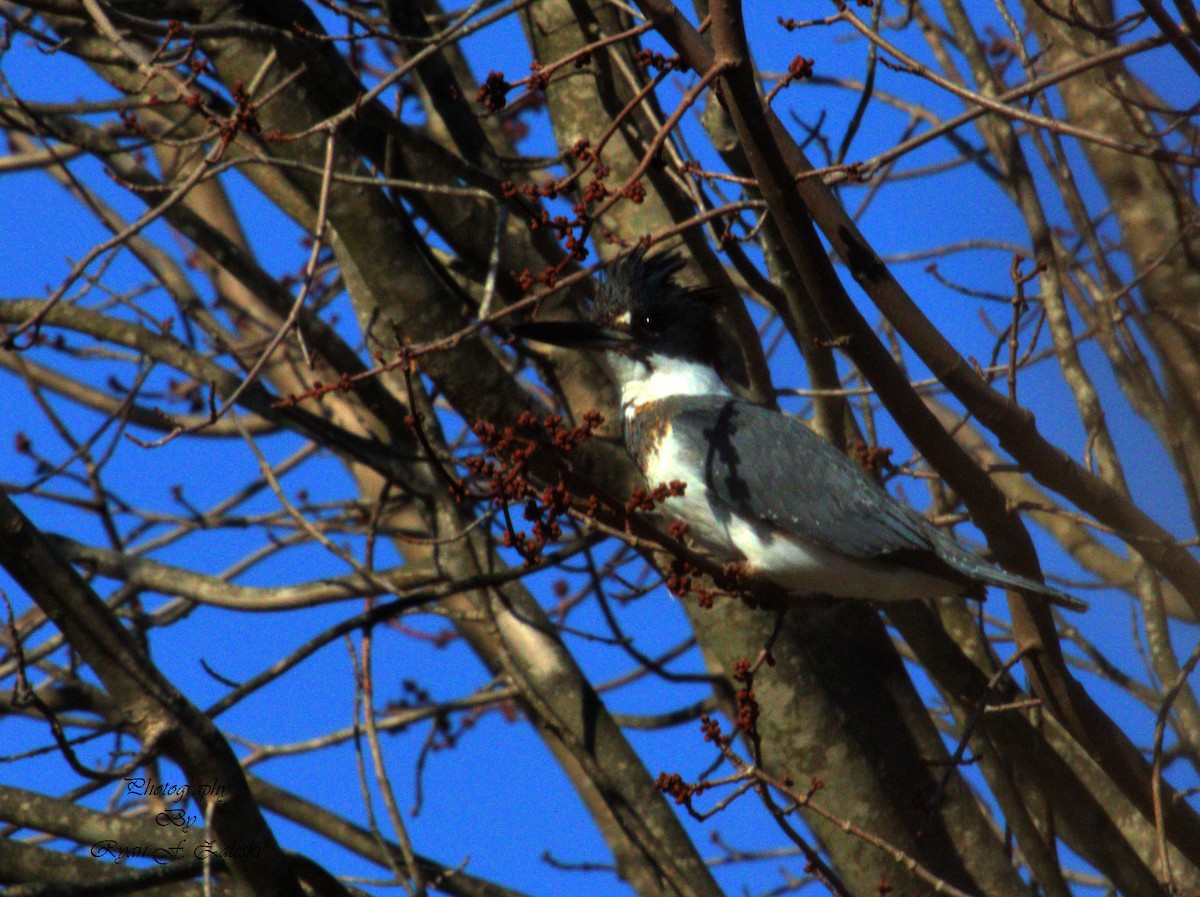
[625,479,686,515]
[479,69,656,270]
[220,79,262,146]
[786,55,815,81]
[655,771,707,807]
[655,694,785,813]
[664,555,757,610]
[731,658,761,740]
[634,48,679,71]
[700,712,729,746]
[119,108,150,136]
[853,439,893,475]
[514,266,562,290]
[465,410,604,565]
[476,71,510,111]
[665,558,697,603]
[621,179,647,204]
[176,71,263,152]
[580,178,609,205]
[526,61,551,92]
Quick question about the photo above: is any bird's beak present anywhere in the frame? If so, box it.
[509,320,630,351]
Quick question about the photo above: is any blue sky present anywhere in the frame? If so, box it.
[2,1,1197,894]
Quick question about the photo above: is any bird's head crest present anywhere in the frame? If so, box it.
[593,249,716,328]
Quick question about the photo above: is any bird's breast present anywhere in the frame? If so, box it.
[626,408,739,553]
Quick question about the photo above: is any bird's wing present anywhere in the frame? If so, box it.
[661,397,1087,610]
[665,397,935,560]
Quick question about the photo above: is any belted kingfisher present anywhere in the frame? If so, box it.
[513,250,1083,609]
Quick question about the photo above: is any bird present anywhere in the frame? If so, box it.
[511,250,1085,610]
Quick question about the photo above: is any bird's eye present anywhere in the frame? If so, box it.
[636,311,667,334]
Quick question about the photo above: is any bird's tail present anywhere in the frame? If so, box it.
[929,528,1089,611]
[974,563,1088,611]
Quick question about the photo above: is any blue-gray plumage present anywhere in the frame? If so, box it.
[513,250,1084,610]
